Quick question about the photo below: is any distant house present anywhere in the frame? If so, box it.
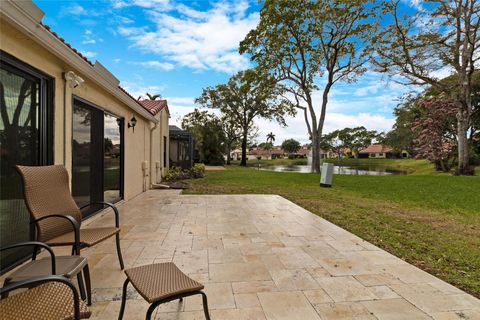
[230,148,242,161]
[169,125,194,168]
[359,144,396,159]
[247,148,272,160]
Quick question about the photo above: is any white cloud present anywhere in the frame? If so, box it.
[121,81,166,100]
[80,51,97,59]
[112,0,171,10]
[62,4,87,16]
[113,58,121,63]
[81,29,101,45]
[166,96,196,105]
[82,39,96,44]
[117,1,258,73]
[138,60,175,71]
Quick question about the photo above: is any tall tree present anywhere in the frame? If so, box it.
[375,0,480,175]
[196,69,293,166]
[412,98,458,172]
[281,138,301,154]
[221,115,242,165]
[240,0,379,172]
[145,93,162,100]
[338,127,378,158]
[266,132,276,144]
[181,109,225,165]
[321,130,345,159]
[381,95,422,156]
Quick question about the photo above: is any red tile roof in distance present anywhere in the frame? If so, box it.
[359,144,393,154]
[138,100,168,116]
[39,23,159,117]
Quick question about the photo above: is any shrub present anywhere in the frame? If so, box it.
[165,167,190,181]
[191,163,205,178]
[165,164,206,181]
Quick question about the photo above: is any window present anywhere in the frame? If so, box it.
[0,51,53,271]
[163,136,167,167]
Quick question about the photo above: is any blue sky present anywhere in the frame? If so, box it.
[36,0,424,144]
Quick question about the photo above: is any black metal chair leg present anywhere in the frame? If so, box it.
[146,302,160,320]
[83,264,92,306]
[116,233,124,270]
[77,272,86,301]
[200,291,211,320]
[118,278,130,320]
[1,279,10,299]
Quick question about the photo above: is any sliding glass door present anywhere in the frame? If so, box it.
[104,113,123,203]
[0,52,52,271]
[72,98,123,218]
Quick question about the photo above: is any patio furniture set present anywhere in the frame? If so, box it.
[0,165,211,320]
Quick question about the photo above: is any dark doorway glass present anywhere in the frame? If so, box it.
[72,99,123,218]
[72,103,94,209]
[104,113,122,203]
[0,52,52,272]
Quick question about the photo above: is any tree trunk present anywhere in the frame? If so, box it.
[240,133,248,166]
[310,130,321,173]
[456,110,471,175]
[226,145,231,165]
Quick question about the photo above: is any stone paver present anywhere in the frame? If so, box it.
[6,191,479,319]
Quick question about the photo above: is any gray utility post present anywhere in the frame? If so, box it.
[320,162,334,187]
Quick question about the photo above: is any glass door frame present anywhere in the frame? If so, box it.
[71,96,124,218]
[0,50,54,165]
[0,50,54,273]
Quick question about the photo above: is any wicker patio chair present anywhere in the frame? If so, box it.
[0,275,91,320]
[1,241,91,305]
[16,165,124,269]
[118,262,211,320]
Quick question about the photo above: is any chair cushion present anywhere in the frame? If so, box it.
[46,227,120,247]
[125,263,204,303]
[5,256,88,282]
[0,281,91,320]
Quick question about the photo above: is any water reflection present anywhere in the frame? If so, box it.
[259,164,406,175]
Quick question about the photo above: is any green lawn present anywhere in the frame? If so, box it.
[186,161,480,297]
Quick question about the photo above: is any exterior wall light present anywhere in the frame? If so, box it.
[128,116,137,132]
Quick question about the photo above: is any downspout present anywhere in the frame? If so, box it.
[149,121,169,189]
[63,74,68,166]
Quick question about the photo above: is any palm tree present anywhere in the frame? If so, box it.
[266,132,275,144]
[266,132,275,159]
[145,93,162,100]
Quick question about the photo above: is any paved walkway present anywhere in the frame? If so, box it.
[65,191,480,319]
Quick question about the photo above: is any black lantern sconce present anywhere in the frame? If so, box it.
[128,116,137,132]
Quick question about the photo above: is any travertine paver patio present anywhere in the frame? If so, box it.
[35,191,480,319]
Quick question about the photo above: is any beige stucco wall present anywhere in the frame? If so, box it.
[149,108,170,184]
[0,19,157,201]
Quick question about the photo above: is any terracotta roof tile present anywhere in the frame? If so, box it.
[359,144,393,154]
[138,100,168,116]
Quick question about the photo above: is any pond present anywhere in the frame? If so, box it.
[257,164,407,175]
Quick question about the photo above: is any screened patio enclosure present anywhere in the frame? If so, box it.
[169,125,194,169]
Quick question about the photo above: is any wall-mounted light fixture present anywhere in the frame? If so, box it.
[128,116,137,132]
[64,71,84,88]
